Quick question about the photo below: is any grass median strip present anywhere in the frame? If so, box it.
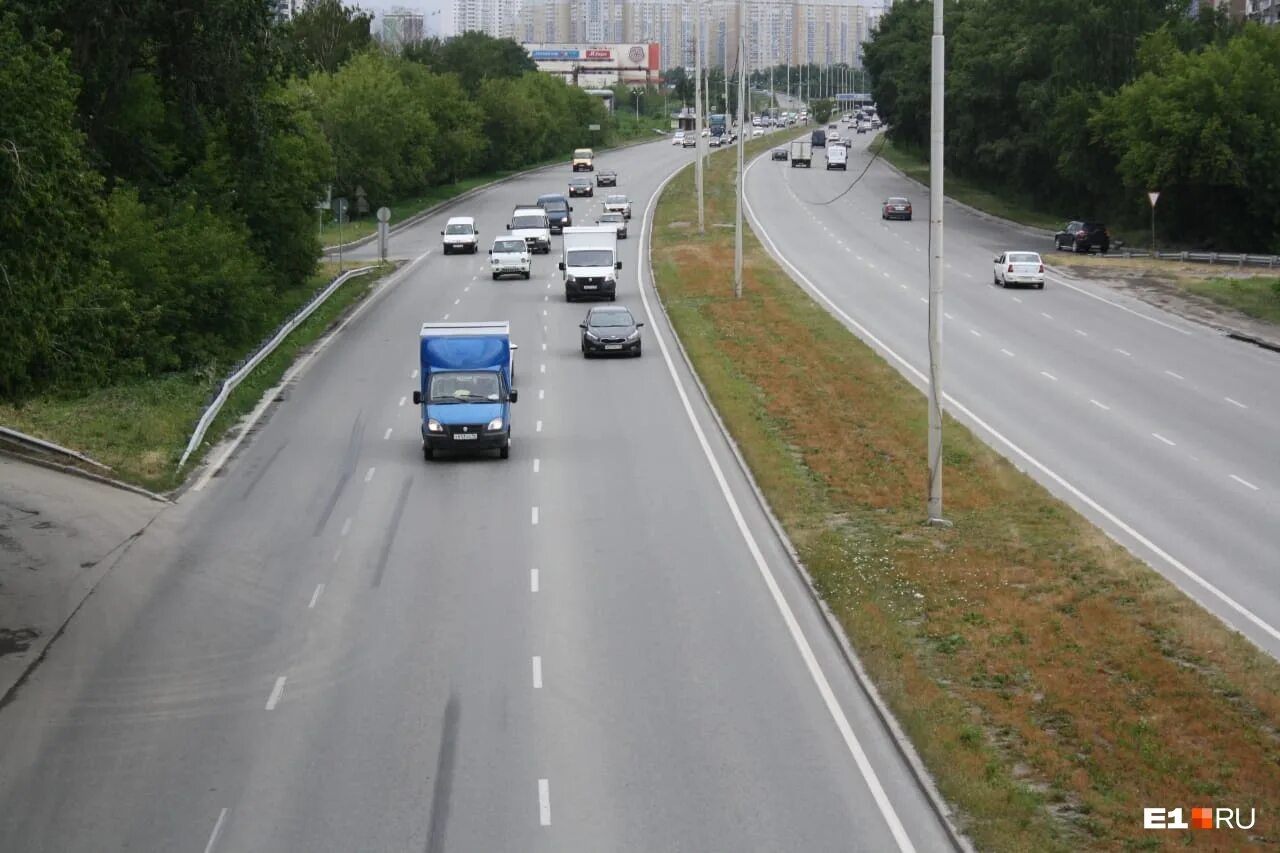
[652,141,1280,850]
[0,261,391,492]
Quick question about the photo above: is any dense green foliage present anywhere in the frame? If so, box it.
[864,0,1279,251]
[0,2,610,399]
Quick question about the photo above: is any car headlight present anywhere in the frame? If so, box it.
[487,417,504,431]
[585,331,599,341]
[625,329,640,341]
[426,418,443,433]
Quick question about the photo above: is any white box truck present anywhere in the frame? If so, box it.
[559,225,620,302]
[790,140,812,168]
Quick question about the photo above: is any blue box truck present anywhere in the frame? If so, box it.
[411,322,518,460]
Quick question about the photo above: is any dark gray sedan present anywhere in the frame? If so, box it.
[580,305,643,357]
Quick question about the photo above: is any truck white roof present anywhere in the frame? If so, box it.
[421,321,510,337]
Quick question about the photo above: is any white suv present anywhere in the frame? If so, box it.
[441,216,479,254]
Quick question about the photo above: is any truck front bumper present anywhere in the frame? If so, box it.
[423,428,509,451]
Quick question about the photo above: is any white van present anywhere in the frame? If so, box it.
[825,144,848,171]
[441,216,479,254]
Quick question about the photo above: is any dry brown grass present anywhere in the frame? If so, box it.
[653,142,1280,851]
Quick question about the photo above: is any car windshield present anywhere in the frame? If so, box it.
[493,240,524,253]
[445,223,472,234]
[590,311,633,327]
[567,249,613,267]
[607,195,627,204]
[428,371,502,402]
[570,178,589,185]
[512,215,544,228]
[1008,253,1041,263]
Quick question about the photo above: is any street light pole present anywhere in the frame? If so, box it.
[926,0,948,526]
[695,0,705,234]
[734,7,745,299]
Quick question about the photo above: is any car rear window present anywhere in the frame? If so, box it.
[1008,253,1041,263]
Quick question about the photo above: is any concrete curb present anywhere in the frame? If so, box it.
[0,441,170,504]
[646,157,974,852]
[322,134,667,255]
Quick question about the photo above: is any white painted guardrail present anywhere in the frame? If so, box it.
[177,266,375,470]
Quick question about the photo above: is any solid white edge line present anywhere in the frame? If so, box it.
[265,676,286,710]
[530,568,539,592]
[538,779,551,826]
[1045,272,1192,335]
[364,466,375,483]
[741,153,1280,649]
[1225,397,1248,409]
[641,164,918,853]
[203,808,229,853]
[532,656,543,688]
[1230,474,1260,491]
[308,583,325,609]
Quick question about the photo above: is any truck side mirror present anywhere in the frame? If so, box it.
[507,224,512,229]
[615,261,622,270]
[569,206,574,212]
[558,261,566,271]
[508,389,518,403]
[440,230,445,235]
[412,391,422,405]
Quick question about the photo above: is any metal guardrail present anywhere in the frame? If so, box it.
[1105,249,1280,267]
[177,266,375,470]
[0,426,114,470]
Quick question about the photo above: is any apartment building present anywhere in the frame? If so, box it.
[455,0,522,39]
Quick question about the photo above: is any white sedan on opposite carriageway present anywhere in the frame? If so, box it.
[993,250,1045,289]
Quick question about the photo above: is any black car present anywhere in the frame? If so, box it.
[536,193,573,233]
[580,305,643,358]
[811,129,826,148]
[1055,220,1110,253]
[596,169,618,187]
[771,147,788,161]
[568,177,594,198]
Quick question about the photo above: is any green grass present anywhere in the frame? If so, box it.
[651,142,1280,851]
[1184,276,1280,324]
[874,136,1066,232]
[0,261,392,492]
[321,130,666,246]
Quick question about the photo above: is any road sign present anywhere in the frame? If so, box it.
[377,206,391,223]
[588,124,601,131]
[1148,191,1160,207]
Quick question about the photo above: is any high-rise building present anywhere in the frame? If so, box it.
[455,0,523,38]
[382,8,426,47]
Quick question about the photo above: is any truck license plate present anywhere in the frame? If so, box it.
[453,433,478,440]
[583,284,597,290]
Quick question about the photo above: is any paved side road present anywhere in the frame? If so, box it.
[0,457,163,701]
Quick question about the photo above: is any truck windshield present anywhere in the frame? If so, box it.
[567,249,614,268]
[428,371,503,402]
[512,216,545,229]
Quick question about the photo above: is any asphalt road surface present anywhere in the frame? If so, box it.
[0,137,958,852]
[745,130,1280,657]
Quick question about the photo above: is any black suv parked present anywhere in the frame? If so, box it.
[1055,221,1110,254]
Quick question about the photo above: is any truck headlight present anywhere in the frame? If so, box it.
[426,419,443,433]
[566,275,577,284]
[487,417,504,431]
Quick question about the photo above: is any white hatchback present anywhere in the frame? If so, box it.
[489,236,531,280]
[993,250,1045,289]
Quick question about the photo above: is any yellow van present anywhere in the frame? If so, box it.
[572,148,594,172]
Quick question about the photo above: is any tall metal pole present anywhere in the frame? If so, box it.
[695,0,705,234]
[926,0,948,525]
[734,16,745,298]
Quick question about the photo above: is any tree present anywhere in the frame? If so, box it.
[282,0,374,75]
[404,32,535,95]
[0,15,120,395]
[1092,24,1280,250]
